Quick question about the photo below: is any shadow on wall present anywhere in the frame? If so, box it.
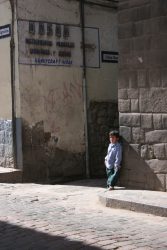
[22,120,86,183]
[119,140,166,192]
[89,101,119,178]
[0,220,102,250]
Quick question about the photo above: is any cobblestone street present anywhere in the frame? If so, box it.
[0,179,167,250]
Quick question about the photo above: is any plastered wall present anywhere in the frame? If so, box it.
[15,0,118,182]
[16,0,84,182]
[85,4,118,102]
[0,0,13,168]
[0,0,12,119]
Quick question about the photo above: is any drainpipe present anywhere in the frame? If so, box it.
[9,0,17,169]
[80,0,90,178]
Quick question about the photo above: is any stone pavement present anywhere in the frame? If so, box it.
[0,179,167,250]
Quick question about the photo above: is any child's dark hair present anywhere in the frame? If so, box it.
[109,130,120,138]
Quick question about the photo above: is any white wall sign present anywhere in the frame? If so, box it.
[101,51,119,63]
[18,20,100,68]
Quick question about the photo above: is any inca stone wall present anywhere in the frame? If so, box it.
[89,101,119,177]
[118,0,167,191]
[0,120,13,168]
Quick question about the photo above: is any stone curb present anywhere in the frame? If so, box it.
[99,192,167,217]
[0,170,22,183]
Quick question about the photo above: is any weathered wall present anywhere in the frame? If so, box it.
[0,0,13,168]
[89,101,118,177]
[16,0,85,182]
[118,0,167,191]
[85,4,118,101]
[14,0,119,182]
[85,4,119,176]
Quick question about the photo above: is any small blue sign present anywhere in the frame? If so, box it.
[0,24,11,39]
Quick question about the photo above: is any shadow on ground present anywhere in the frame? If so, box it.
[0,220,103,250]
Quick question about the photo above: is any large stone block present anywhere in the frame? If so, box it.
[0,144,5,157]
[0,131,5,144]
[5,131,13,145]
[146,159,167,173]
[131,99,139,112]
[128,88,139,99]
[119,66,138,84]
[0,120,5,131]
[162,114,167,129]
[141,114,153,129]
[155,174,166,191]
[151,35,167,51]
[140,88,167,113]
[161,68,167,87]
[119,113,140,127]
[133,21,144,37]
[120,126,131,142]
[132,128,145,143]
[165,144,167,157]
[141,145,148,159]
[130,144,140,154]
[137,70,148,87]
[119,38,133,54]
[149,69,161,87]
[119,0,150,11]
[145,130,167,143]
[128,52,147,69]
[118,8,132,24]
[118,23,134,39]
[118,89,128,99]
[153,144,166,160]
[153,114,162,130]
[118,70,129,89]
[151,0,167,18]
[119,99,131,112]
[133,37,144,50]
[141,144,154,159]
[129,71,138,88]
[159,16,167,33]
[132,4,151,22]
[5,145,13,158]
[148,51,167,67]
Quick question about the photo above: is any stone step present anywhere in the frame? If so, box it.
[99,188,167,217]
[0,168,22,183]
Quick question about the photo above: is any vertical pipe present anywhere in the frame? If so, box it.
[80,0,90,178]
[9,0,17,169]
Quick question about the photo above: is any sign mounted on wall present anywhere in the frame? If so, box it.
[101,51,119,63]
[18,20,100,68]
[0,24,11,39]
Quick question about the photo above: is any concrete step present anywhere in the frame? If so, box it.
[0,167,22,183]
[99,188,167,217]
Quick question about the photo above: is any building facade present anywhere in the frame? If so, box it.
[1,0,166,191]
[0,0,118,182]
[118,0,167,191]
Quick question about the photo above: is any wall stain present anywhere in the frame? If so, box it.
[22,119,85,183]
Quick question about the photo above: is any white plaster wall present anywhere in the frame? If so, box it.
[0,0,12,119]
[85,4,118,101]
[17,0,80,24]
[16,0,118,155]
[17,0,85,153]
[19,65,85,153]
